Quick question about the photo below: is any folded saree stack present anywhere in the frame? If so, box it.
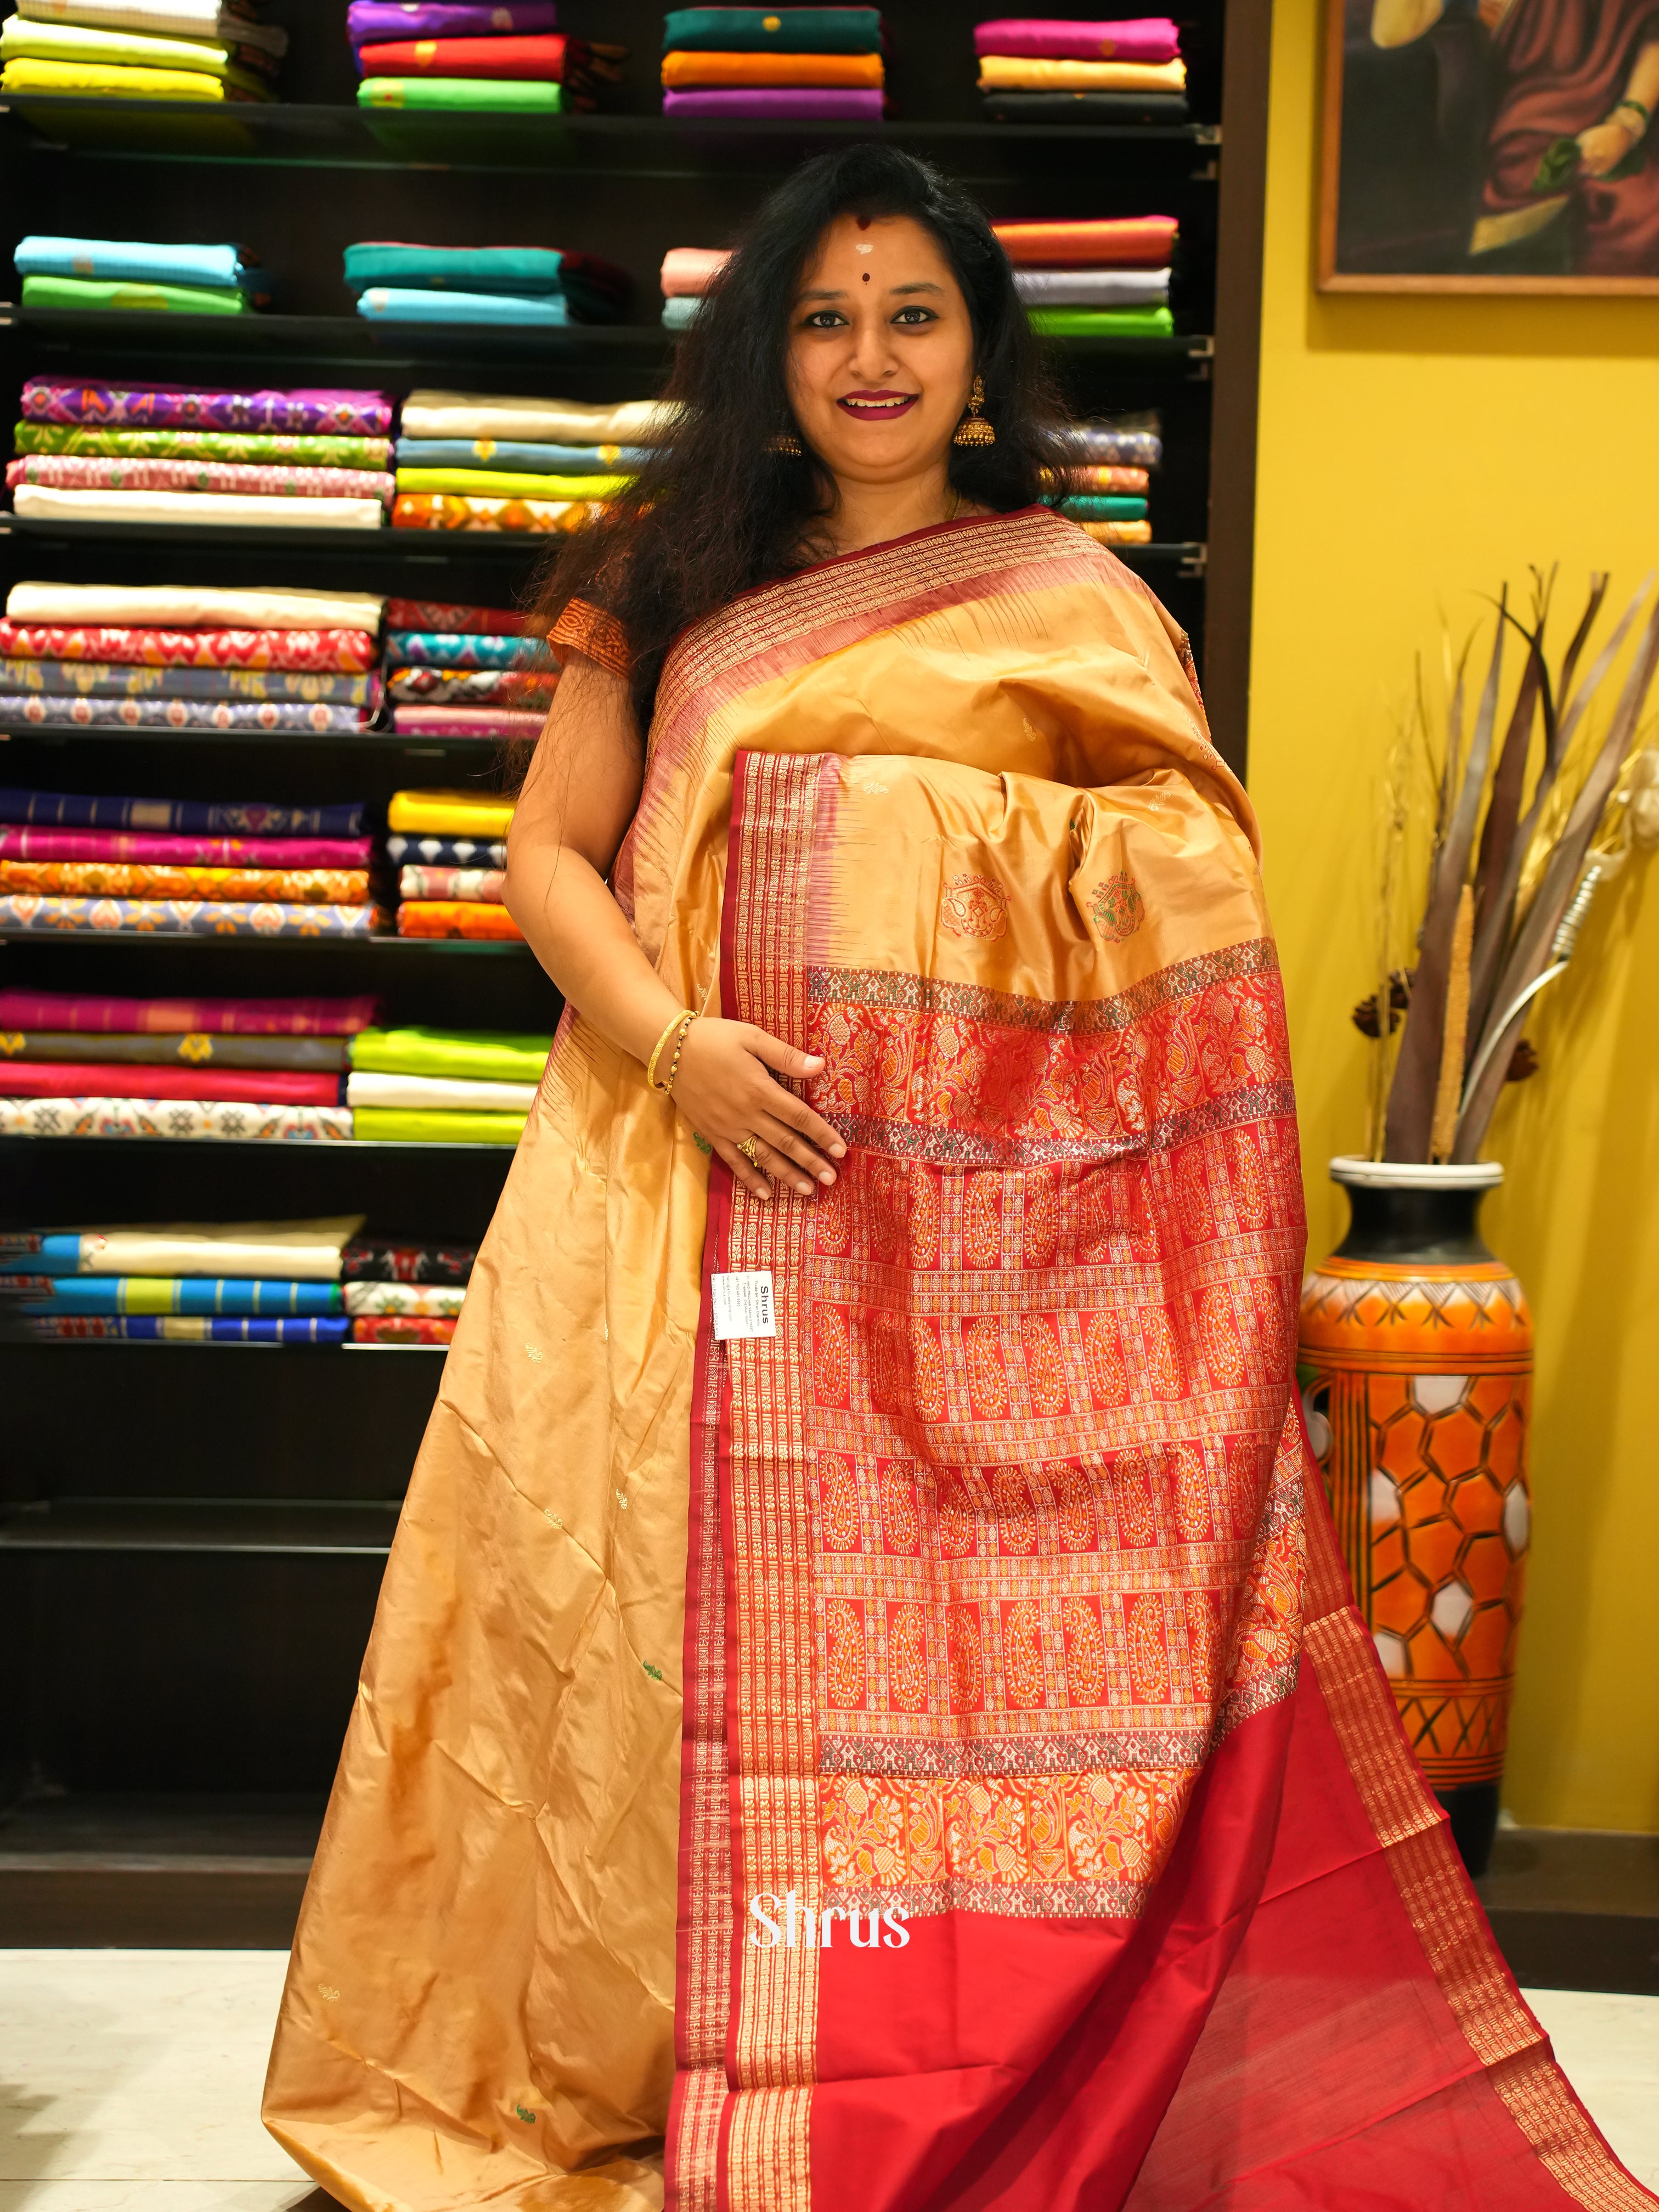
[15,235,272,317]
[0,983,377,1139]
[973,15,1187,121]
[387,786,523,932]
[1051,411,1161,543]
[0,0,287,104]
[658,244,728,328]
[342,1231,475,1343]
[392,388,662,533]
[0,579,384,732]
[346,240,630,328]
[0,1214,365,1341]
[10,380,395,528]
[660,5,885,122]
[0,784,386,950]
[383,598,549,740]
[993,213,1176,338]
[350,0,623,114]
[347,1022,548,1143]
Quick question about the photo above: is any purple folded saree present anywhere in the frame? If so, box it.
[662,85,884,117]
[21,379,394,437]
[348,0,555,37]
[973,15,1180,60]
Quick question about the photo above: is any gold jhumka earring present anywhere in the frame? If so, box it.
[952,375,995,448]
[766,430,803,456]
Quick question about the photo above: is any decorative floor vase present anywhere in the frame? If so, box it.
[1297,1158,1533,1878]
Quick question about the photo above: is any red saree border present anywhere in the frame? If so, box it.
[1297,1414,1657,2212]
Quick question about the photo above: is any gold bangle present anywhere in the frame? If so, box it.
[647,1009,697,1094]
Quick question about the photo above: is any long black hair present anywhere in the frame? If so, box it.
[532,142,1074,733]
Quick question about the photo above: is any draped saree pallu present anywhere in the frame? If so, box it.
[263,510,1655,2212]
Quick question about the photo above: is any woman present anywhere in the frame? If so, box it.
[264,148,1649,2212]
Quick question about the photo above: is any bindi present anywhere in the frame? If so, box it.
[862,272,870,282]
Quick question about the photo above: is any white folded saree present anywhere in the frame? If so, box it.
[12,486,385,530]
[345,1069,540,1112]
[6,581,385,629]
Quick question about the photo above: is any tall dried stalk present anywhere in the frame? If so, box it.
[1368,573,1659,1164]
[1367,693,1420,1159]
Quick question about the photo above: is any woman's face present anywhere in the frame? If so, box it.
[786,212,976,490]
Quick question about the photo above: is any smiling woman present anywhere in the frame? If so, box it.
[262,144,1651,2212]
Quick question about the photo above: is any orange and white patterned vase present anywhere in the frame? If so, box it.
[1297,1158,1532,1877]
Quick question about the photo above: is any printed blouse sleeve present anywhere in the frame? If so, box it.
[548,596,630,678]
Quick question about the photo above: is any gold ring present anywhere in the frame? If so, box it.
[738,1135,761,1168]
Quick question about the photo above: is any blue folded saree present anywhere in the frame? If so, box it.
[343,243,566,296]
[386,629,540,670]
[8,1275,344,1314]
[393,438,646,475]
[15,236,258,292]
[356,287,569,326]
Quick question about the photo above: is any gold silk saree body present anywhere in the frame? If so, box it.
[264,510,1653,2212]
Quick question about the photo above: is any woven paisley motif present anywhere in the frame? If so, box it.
[938,1471,980,1558]
[1062,1594,1108,1707]
[964,1314,1011,1418]
[964,1171,1003,1269]
[1001,1597,1047,1708]
[1082,1310,1128,1407]
[1053,1461,1101,1553]
[1088,870,1144,941]
[1126,1591,1171,1702]
[1022,1168,1062,1269]
[939,871,1009,940]
[819,1454,864,1552]
[1173,1443,1214,1542]
[815,1301,851,1406]
[947,1602,986,1712]
[826,1596,868,1710]
[887,1600,929,1712]
[879,1464,921,1554]
[1110,1448,1159,1547]
[993,1468,1039,1554]
[1019,1312,1070,1417]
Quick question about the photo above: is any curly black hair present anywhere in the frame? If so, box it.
[531,141,1074,734]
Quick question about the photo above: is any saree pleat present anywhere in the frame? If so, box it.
[264,510,1652,2212]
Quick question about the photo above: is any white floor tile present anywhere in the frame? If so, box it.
[0,1950,306,2186]
[0,1950,1655,2208]
[1523,1987,1659,2189]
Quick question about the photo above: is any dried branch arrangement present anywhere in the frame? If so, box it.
[1359,572,1659,1164]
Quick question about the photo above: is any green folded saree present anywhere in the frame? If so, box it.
[349,1026,552,1083]
[22,274,250,315]
[358,76,563,111]
[393,469,628,501]
[1026,306,1175,338]
[14,424,392,466]
[353,1106,528,1144]
[0,15,269,89]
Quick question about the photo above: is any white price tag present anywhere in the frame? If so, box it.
[710,1269,777,1342]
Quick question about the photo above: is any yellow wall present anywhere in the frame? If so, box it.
[1252,0,1659,1830]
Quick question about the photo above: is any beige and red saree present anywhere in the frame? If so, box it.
[264,509,1652,2212]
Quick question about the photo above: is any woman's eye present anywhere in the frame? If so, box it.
[893,307,937,325]
[802,309,847,329]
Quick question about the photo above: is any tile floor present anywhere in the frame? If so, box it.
[1,1950,1656,2209]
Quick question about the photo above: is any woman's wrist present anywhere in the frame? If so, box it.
[1613,96,1650,133]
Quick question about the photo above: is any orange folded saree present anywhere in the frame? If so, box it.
[993,215,1178,267]
[396,898,524,939]
[660,49,884,86]
[264,507,1652,2212]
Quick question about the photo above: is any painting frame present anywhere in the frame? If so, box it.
[1318,0,1659,295]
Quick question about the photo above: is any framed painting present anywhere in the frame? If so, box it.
[1319,0,1659,291]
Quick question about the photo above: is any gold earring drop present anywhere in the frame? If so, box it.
[952,374,995,448]
[766,430,803,456]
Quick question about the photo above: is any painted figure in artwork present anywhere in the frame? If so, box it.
[1373,0,1659,268]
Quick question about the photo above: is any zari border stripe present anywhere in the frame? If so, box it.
[666,1233,736,2212]
[1300,1416,1658,2212]
[719,750,837,2212]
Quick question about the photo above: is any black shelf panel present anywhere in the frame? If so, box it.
[1,515,1206,571]
[5,99,1220,178]
[4,727,506,752]
[5,305,677,370]
[0,926,528,954]
[0,1496,401,1553]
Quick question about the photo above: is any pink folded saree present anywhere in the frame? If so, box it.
[663,86,884,118]
[974,16,1180,61]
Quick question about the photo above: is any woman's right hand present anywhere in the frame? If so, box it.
[670,1017,846,1201]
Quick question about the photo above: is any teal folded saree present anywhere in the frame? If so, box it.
[343,243,566,295]
[661,8,882,52]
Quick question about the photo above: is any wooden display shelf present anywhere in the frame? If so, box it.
[0,1496,400,1554]
[2,720,512,750]
[0,927,529,954]
[5,99,1220,178]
